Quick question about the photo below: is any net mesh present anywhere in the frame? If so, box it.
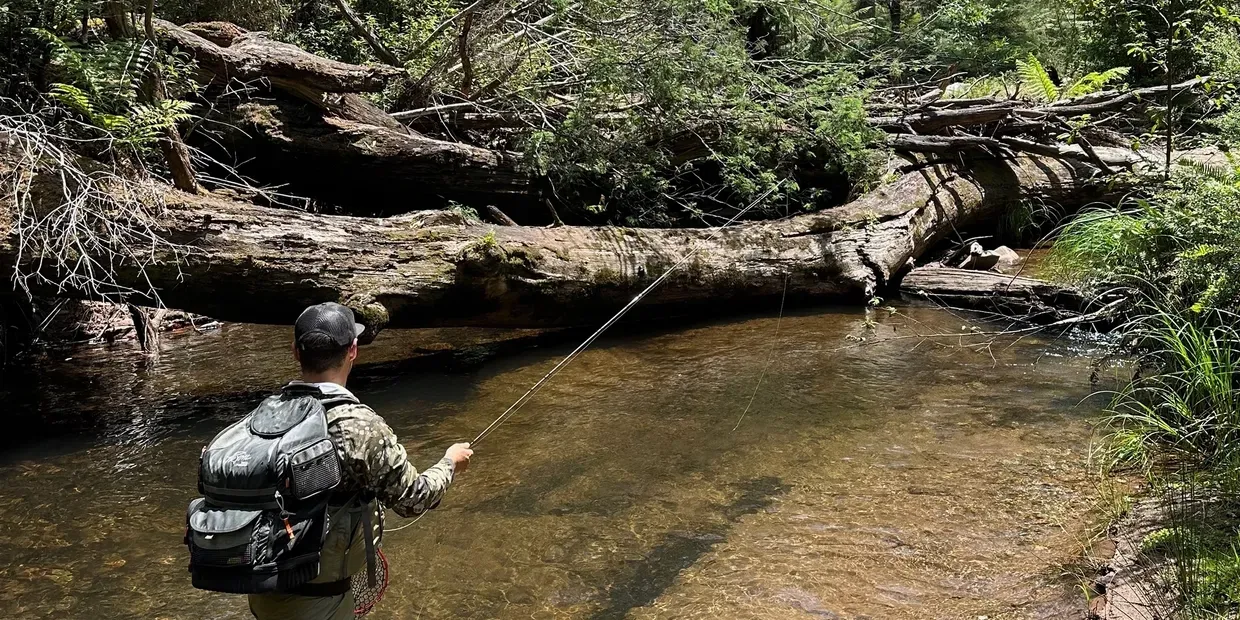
[352,548,389,617]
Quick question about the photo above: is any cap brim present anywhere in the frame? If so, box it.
[354,323,365,338]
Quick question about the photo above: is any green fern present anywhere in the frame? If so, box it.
[1015,53,1130,102]
[1063,66,1131,99]
[48,83,97,120]
[1016,53,1060,102]
[39,30,199,152]
[124,99,197,145]
[1177,158,1240,185]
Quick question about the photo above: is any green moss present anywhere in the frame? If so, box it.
[593,266,625,285]
[457,231,545,278]
[340,294,390,337]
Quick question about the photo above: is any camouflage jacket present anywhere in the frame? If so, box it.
[287,381,456,517]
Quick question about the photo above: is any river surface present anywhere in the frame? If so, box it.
[0,306,1107,619]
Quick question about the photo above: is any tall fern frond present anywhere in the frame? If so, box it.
[31,28,92,87]
[130,99,197,131]
[123,99,197,147]
[1016,53,1059,102]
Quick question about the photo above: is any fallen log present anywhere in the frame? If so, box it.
[870,78,1208,134]
[899,266,1088,323]
[3,150,1134,337]
[201,97,530,213]
[155,20,533,211]
[154,19,399,95]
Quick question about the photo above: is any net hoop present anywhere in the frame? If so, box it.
[352,548,389,616]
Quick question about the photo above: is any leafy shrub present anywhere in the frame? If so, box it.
[1068,0,1238,86]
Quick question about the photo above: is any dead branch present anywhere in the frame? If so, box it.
[329,0,405,67]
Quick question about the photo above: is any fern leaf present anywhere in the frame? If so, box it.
[1063,66,1130,98]
[1176,159,1240,184]
[1016,53,1059,102]
[128,99,197,147]
[49,83,96,121]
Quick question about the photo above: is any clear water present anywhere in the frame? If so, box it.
[0,306,1104,619]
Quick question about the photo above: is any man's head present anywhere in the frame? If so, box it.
[293,302,365,378]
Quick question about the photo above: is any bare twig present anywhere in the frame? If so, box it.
[0,106,190,306]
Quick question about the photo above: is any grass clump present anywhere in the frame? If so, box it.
[1093,309,1240,617]
[1060,162,1240,615]
[1047,160,1240,314]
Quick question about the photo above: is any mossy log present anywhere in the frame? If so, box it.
[2,151,1138,338]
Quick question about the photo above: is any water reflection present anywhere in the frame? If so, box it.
[0,307,1103,619]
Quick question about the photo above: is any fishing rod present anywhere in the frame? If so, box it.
[383,184,783,533]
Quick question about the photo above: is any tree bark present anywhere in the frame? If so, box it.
[153,19,401,95]
[199,97,529,213]
[104,0,134,39]
[2,152,1131,337]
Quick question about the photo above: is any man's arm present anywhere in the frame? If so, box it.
[330,405,470,517]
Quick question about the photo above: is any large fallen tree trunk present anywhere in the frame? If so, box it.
[2,149,1138,337]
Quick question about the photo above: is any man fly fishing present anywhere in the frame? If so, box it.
[184,302,473,619]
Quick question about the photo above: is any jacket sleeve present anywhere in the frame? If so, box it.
[330,404,456,517]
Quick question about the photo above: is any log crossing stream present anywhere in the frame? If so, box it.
[0,306,1106,619]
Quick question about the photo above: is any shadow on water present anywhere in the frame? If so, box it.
[589,476,787,620]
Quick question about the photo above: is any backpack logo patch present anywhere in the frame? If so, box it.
[225,451,252,471]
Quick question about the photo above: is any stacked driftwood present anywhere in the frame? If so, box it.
[0,21,1209,337]
[870,79,1204,171]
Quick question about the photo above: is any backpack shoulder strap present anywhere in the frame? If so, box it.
[320,395,359,411]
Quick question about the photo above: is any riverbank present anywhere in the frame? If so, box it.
[1045,160,1240,617]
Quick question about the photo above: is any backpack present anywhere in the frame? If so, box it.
[185,384,358,594]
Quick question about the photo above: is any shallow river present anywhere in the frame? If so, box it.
[0,306,1106,619]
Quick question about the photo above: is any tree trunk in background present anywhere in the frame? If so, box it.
[104,0,134,39]
[2,152,1136,337]
[888,0,902,35]
[144,7,199,194]
[160,125,199,193]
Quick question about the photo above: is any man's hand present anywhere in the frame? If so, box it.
[445,442,473,473]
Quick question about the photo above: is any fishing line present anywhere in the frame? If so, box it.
[469,183,782,447]
[732,273,789,432]
[383,183,782,533]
